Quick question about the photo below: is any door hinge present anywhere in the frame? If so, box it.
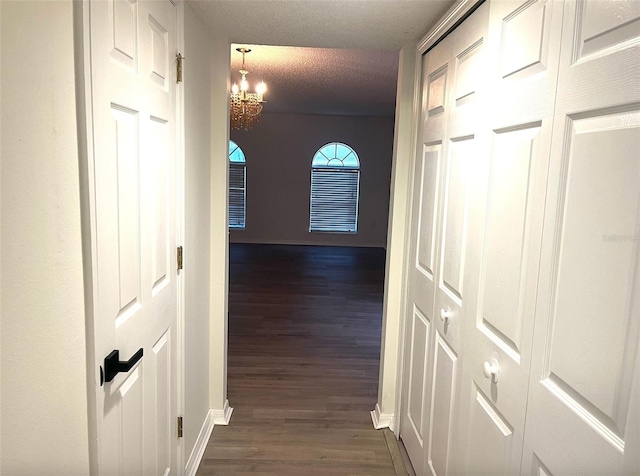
[177,416,183,438]
[177,246,183,271]
[176,53,184,83]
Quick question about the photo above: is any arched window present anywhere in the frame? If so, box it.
[229,140,246,229]
[309,142,360,233]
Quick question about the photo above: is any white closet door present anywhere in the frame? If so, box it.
[426,4,490,476]
[452,1,564,474]
[522,0,640,474]
[399,3,491,474]
[400,28,454,476]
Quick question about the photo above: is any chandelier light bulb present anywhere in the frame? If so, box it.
[240,78,249,92]
[256,81,266,101]
[231,83,239,94]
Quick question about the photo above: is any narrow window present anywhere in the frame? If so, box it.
[229,140,246,229]
[309,142,360,233]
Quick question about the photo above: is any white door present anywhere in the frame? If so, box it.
[452,1,564,474]
[399,4,489,475]
[399,28,453,474]
[426,5,489,475]
[522,0,640,473]
[84,0,179,473]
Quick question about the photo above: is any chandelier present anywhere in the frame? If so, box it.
[230,48,267,131]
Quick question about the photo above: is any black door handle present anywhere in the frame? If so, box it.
[102,348,144,384]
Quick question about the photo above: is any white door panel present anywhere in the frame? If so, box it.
[523,0,640,473]
[429,5,490,475]
[150,330,173,474]
[400,4,490,475]
[85,0,179,473]
[401,26,456,475]
[416,145,442,279]
[524,110,640,474]
[405,306,431,445]
[426,332,458,476]
[434,133,479,354]
[493,0,561,125]
[439,137,471,305]
[104,367,144,474]
[453,0,564,474]
[458,119,552,475]
[478,124,544,362]
[400,37,451,476]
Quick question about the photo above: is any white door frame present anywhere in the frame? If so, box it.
[176,0,186,472]
[74,0,186,472]
[377,0,484,437]
[74,2,99,471]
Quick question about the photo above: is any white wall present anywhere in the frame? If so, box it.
[0,1,90,474]
[183,3,213,458]
[230,112,395,248]
[1,4,4,471]
[376,43,417,430]
[208,33,231,414]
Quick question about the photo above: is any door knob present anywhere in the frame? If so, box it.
[483,358,500,383]
[102,348,144,385]
[440,307,452,324]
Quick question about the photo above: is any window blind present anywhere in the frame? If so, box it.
[229,163,246,228]
[309,168,359,232]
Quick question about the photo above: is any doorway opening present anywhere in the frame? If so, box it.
[210,43,401,471]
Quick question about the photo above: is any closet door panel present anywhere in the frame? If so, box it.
[492,0,560,126]
[549,114,639,417]
[440,136,472,308]
[400,31,455,475]
[427,6,492,476]
[462,121,551,475]
[523,0,640,473]
[406,305,431,444]
[423,64,449,145]
[466,384,515,476]
[427,333,458,476]
[500,0,547,79]
[479,124,542,364]
[401,4,491,474]
[523,108,640,474]
[454,0,565,474]
[416,145,443,277]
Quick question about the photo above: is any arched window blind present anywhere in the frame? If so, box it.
[229,140,246,229]
[309,142,360,233]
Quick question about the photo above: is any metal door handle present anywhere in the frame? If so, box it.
[103,348,143,384]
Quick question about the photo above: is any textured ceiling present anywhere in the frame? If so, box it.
[230,45,400,116]
[187,0,455,116]
[187,0,454,49]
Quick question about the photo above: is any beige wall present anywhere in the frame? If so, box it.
[0,1,90,474]
[184,3,213,458]
[230,112,395,248]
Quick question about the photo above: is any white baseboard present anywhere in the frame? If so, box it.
[211,399,233,425]
[228,237,387,248]
[184,402,233,475]
[371,403,394,430]
[185,410,214,476]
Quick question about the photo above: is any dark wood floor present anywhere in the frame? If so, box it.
[197,244,395,475]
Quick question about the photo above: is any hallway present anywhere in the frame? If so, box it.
[198,244,397,475]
